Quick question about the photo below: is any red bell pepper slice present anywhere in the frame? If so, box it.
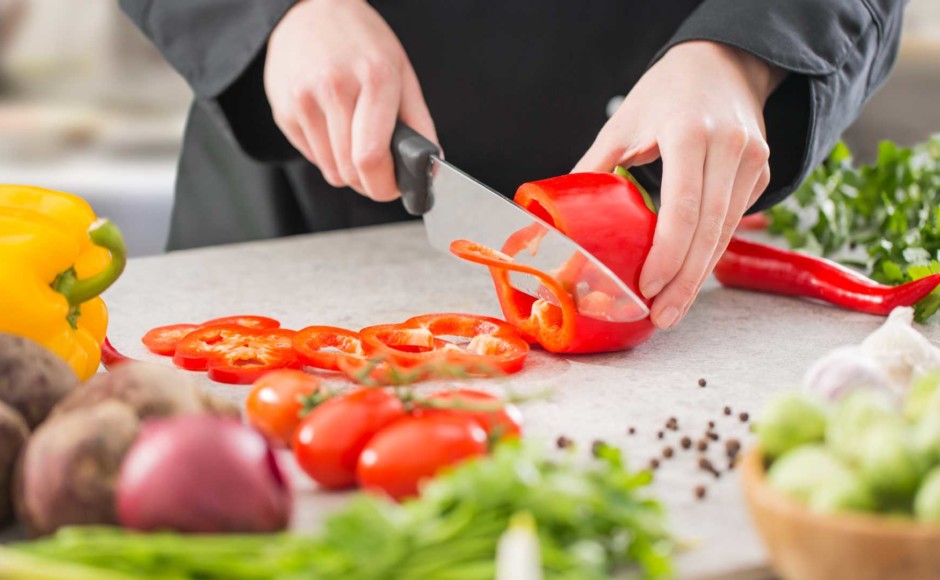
[451,172,657,353]
[359,313,529,375]
[293,326,366,372]
[173,325,298,383]
[141,323,200,356]
[201,315,281,330]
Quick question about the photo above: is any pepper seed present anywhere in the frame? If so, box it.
[649,458,660,470]
[657,430,665,439]
[723,406,732,416]
[739,412,750,423]
[725,438,741,458]
[591,439,607,457]
[680,436,692,450]
[708,420,715,429]
[698,378,707,387]
[628,427,636,435]
[663,446,674,459]
[696,439,708,452]
[695,485,707,499]
[707,432,719,442]
[556,435,573,449]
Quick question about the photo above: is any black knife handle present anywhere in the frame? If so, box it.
[391,121,441,216]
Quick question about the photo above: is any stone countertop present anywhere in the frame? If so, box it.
[88,222,934,579]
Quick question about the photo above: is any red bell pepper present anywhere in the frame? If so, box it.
[715,237,940,315]
[172,325,299,384]
[451,173,657,353]
[359,313,529,375]
[141,315,281,356]
[293,325,366,372]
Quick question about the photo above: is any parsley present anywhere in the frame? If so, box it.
[766,135,940,321]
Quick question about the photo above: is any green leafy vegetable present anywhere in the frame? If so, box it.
[765,135,940,321]
[7,441,672,580]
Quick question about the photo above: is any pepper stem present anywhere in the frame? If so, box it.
[52,219,127,327]
[614,166,658,214]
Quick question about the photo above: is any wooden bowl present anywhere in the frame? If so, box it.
[740,448,940,580]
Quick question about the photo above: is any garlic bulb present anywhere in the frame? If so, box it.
[860,307,940,391]
[802,345,892,401]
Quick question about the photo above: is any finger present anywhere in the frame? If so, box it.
[278,117,317,165]
[399,63,438,146]
[650,126,748,329]
[683,145,770,321]
[296,94,341,187]
[637,125,707,300]
[746,163,772,210]
[320,78,362,192]
[351,64,401,202]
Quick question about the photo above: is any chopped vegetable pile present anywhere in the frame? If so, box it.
[5,441,672,579]
[765,135,940,321]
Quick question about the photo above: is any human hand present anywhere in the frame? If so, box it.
[574,41,785,329]
[265,0,437,200]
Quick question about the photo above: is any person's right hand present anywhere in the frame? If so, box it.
[265,0,437,201]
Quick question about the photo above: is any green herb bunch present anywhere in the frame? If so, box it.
[5,441,672,580]
[766,135,940,321]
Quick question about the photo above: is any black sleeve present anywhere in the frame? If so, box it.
[651,0,906,211]
[119,0,300,162]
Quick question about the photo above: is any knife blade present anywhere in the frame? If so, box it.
[391,122,649,323]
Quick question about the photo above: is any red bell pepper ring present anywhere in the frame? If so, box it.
[451,173,657,354]
[359,313,529,375]
[172,325,298,384]
[201,315,281,330]
[141,323,200,356]
[715,237,940,316]
[293,326,366,372]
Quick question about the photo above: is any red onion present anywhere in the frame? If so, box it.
[116,414,291,533]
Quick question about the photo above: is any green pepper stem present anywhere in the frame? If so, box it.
[53,219,127,308]
[614,166,658,214]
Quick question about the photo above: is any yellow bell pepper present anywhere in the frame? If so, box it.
[0,185,126,380]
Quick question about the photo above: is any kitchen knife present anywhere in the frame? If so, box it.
[391,122,649,323]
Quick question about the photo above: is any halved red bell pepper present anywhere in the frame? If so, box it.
[451,173,657,353]
[172,325,298,384]
[359,313,529,375]
[293,325,366,372]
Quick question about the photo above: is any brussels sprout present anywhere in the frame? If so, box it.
[827,389,897,464]
[767,445,850,502]
[905,371,940,422]
[755,392,828,459]
[914,467,940,522]
[911,414,940,468]
[857,421,923,504]
[808,470,876,514]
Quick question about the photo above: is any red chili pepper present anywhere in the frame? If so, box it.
[100,337,136,370]
[714,237,940,315]
[359,313,529,375]
[451,173,657,353]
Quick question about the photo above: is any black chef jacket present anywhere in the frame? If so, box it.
[120,0,905,251]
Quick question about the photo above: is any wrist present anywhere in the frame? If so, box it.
[667,41,787,104]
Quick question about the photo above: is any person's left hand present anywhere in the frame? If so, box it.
[574,40,785,329]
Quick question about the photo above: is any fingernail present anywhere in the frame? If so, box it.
[655,306,679,329]
[641,280,665,299]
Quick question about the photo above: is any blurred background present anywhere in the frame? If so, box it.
[0,1,938,257]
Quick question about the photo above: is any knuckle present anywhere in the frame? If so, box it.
[745,139,771,165]
[359,59,396,89]
[674,274,700,298]
[699,214,725,245]
[671,194,701,227]
[719,124,749,153]
[353,143,387,171]
[314,67,348,99]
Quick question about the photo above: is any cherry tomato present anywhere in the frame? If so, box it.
[293,388,406,489]
[141,324,199,356]
[202,315,281,330]
[357,414,488,501]
[245,370,322,446]
[416,389,523,440]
